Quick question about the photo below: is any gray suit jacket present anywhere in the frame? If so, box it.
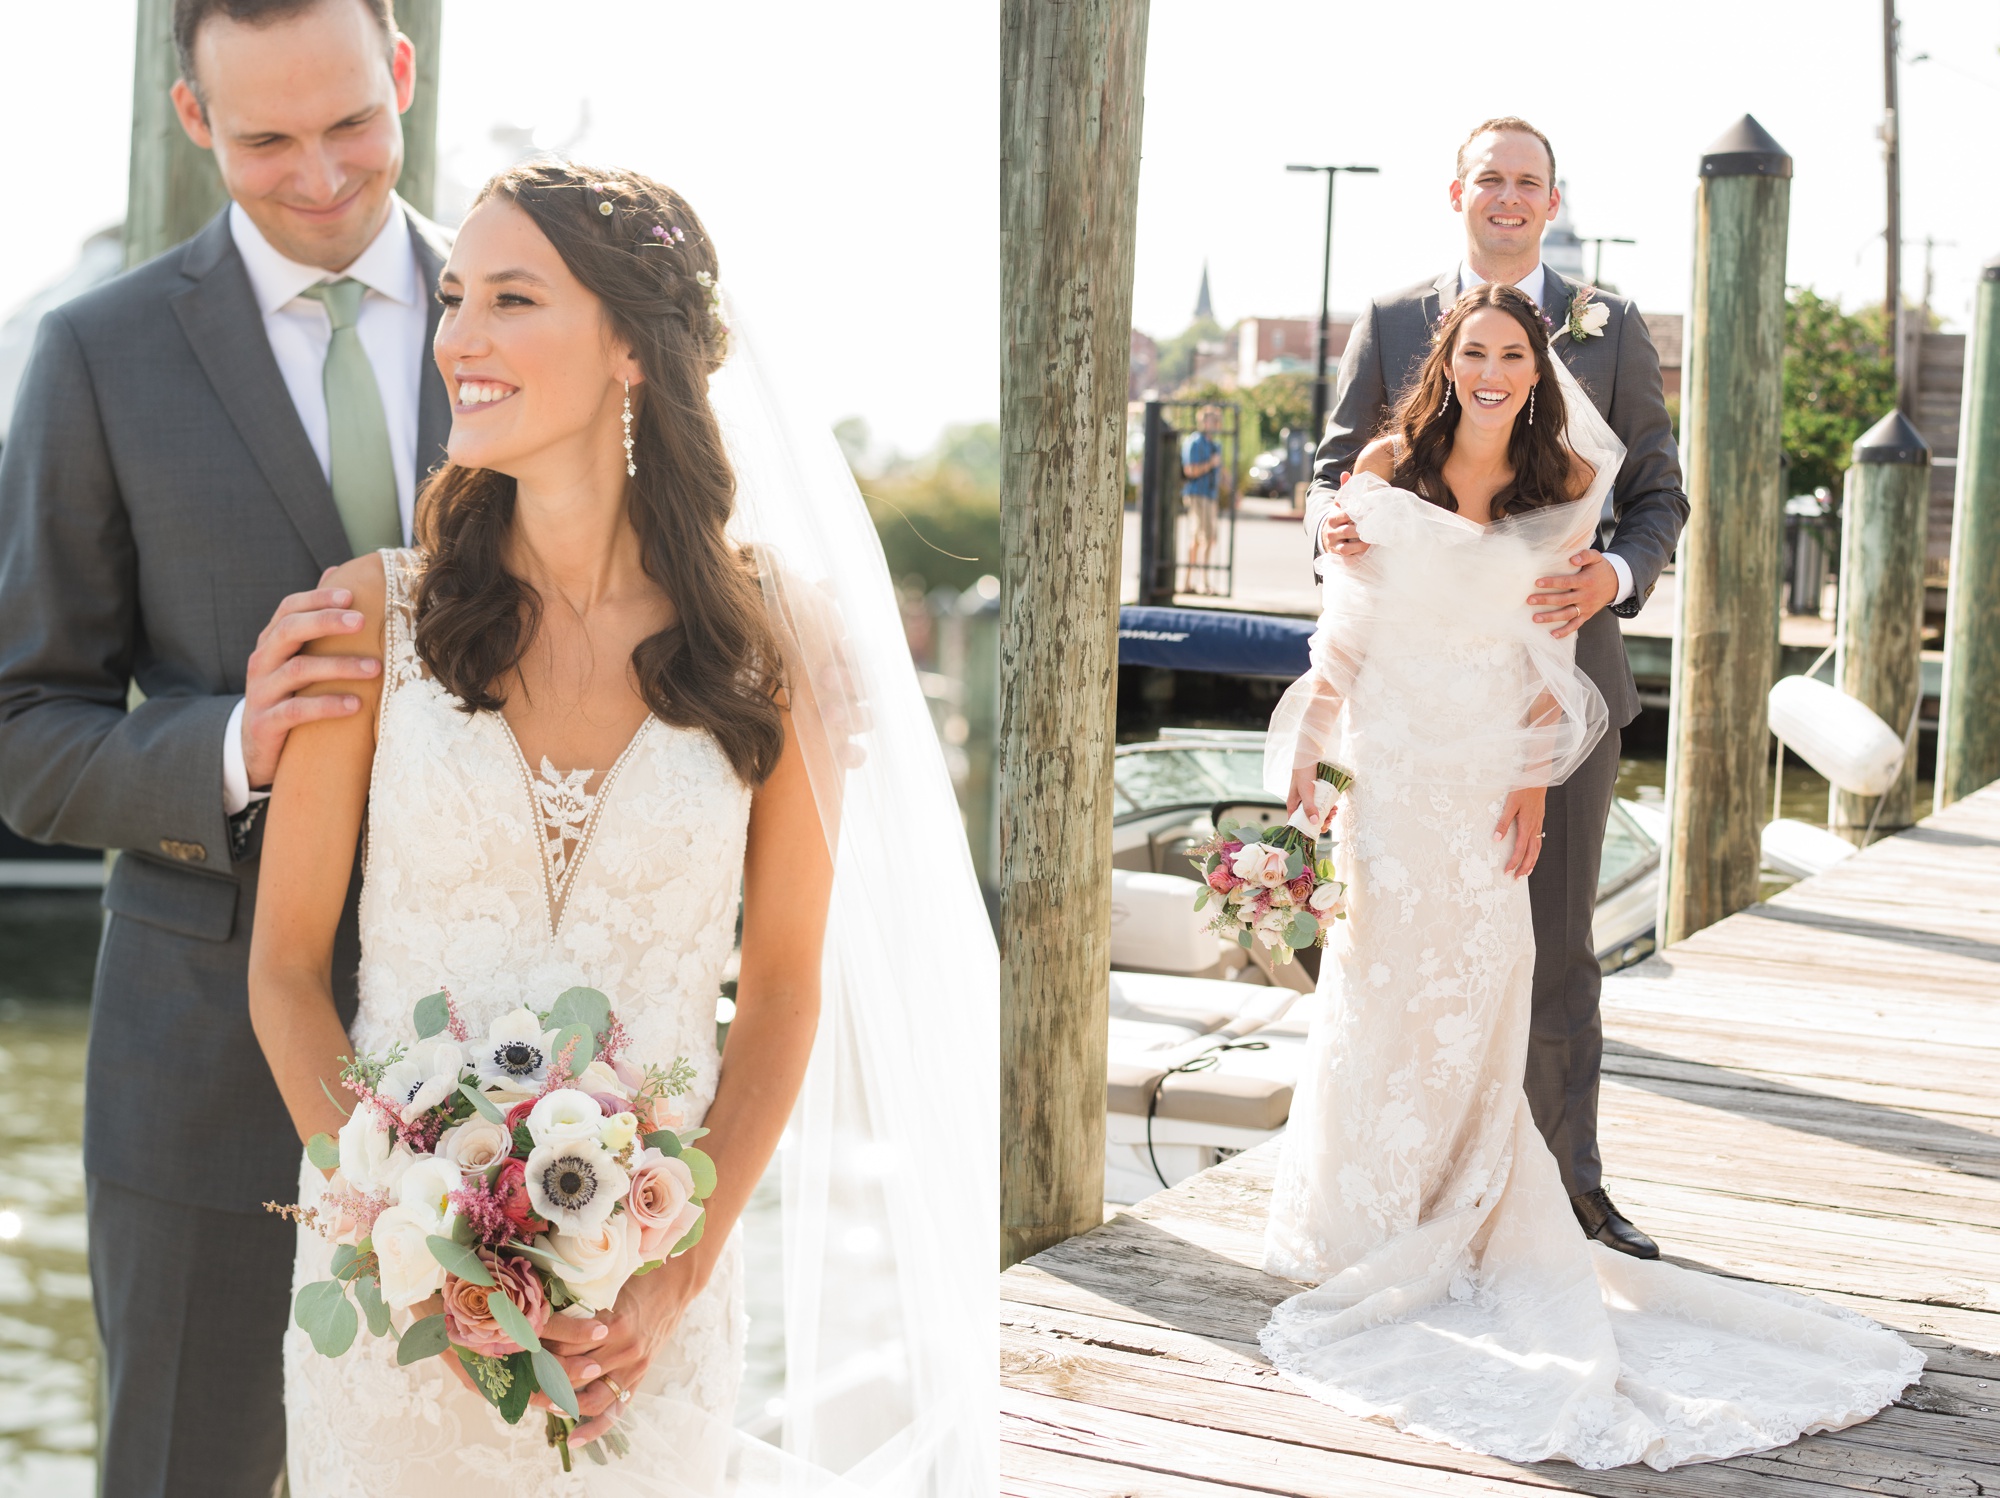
[1304,268,1688,727]
[0,205,452,1212]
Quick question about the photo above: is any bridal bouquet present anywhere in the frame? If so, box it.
[1188,762,1354,965]
[273,987,715,1471]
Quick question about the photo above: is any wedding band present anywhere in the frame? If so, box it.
[603,1375,631,1405]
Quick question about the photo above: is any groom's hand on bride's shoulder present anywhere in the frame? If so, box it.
[241,569,382,791]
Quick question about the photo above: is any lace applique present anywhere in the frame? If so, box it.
[378,548,428,699]
[531,757,595,890]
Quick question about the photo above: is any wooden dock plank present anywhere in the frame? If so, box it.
[1003,782,2000,1493]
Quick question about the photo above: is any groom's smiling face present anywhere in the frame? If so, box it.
[171,0,415,272]
[1450,130,1560,273]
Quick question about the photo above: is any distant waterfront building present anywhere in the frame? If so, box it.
[1643,313,1683,400]
[1543,181,1586,282]
[1237,315,1354,388]
[1129,328,1160,401]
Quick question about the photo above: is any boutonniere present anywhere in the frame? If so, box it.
[1561,285,1611,341]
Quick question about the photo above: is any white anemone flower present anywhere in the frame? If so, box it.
[472,1007,561,1093]
[379,1038,465,1123]
[524,1138,628,1237]
[526,1088,605,1150]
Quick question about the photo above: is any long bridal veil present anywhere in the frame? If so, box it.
[704,291,998,1495]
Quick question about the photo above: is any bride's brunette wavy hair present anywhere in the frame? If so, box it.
[1385,281,1574,519]
[412,161,785,786]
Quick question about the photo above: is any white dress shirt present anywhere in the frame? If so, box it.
[222,201,430,815]
[1458,259,1634,608]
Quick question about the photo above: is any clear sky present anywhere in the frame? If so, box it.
[8,1,1992,445]
[1133,0,1997,341]
[0,0,996,454]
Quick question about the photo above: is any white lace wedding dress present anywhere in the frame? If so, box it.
[284,550,748,1496]
[1259,476,1923,1471]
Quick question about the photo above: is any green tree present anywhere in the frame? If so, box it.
[1783,288,1895,497]
[854,422,1001,595]
[1152,316,1225,391]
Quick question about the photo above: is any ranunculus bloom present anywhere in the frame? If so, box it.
[444,1251,549,1357]
[493,1158,549,1236]
[524,1138,628,1236]
[626,1149,703,1259]
[372,1203,444,1309]
[1231,842,1290,888]
[527,1089,604,1150]
[1205,866,1242,894]
[1309,879,1345,914]
[597,1110,639,1155]
[504,1098,537,1136]
[548,1210,644,1313]
[437,1116,512,1172]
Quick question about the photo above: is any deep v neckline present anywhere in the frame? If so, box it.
[490,710,655,937]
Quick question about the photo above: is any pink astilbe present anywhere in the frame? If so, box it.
[597,1012,632,1065]
[535,1033,584,1098]
[441,986,470,1042]
[448,1175,516,1249]
[319,1181,393,1241]
[343,1074,447,1152]
[344,1075,403,1130]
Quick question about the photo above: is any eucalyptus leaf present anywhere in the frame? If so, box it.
[531,1347,580,1419]
[305,1132,340,1170]
[459,1083,506,1124]
[680,1146,717,1198]
[584,1440,609,1466]
[630,1257,664,1278]
[396,1311,451,1365]
[1286,912,1318,949]
[353,1272,392,1338]
[294,1279,357,1358]
[1237,929,1253,950]
[678,1127,709,1144]
[329,1243,361,1282]
[426,1234,495,1286]
[513,1239,582,1280]
[1284,848,1304,881]
[670,1212,706,1257]
[642,1128,682,1158]
[548,987,612,1036]
[412,990,451,1040]
[550,1021,596,1072]
[1193,887,1210,912]
[486,1288,543,1353]
[318,1076,351,1117]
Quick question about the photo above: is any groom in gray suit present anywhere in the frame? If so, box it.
[0,1,450,1491]
[1307,117,1686,1259]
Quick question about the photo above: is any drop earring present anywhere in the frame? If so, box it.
[621,380,636,478]
[1438,383,1454,416]
[1527,384,1537,427]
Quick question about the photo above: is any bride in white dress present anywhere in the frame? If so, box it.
[1259,283,1922,1471]
[246,163,995,1494]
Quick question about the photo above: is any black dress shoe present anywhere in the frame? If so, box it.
[1571,1188,1659,1259]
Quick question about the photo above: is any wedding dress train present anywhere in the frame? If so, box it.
[1259,457,1922,1470]
[284,550,747,1497]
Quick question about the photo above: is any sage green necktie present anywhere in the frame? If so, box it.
[299,278,403,554]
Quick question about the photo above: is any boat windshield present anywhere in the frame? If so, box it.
[1113,740,1271,820]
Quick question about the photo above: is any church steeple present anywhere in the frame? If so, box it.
[1193,260,1214,323]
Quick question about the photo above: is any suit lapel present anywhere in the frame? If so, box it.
[406,207,453,508]
[169,213,353,572]
[1542,270,1614,416]
[1542,270,1577,341]
[1423,269,1458,339]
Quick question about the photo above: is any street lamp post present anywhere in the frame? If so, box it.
[1579,235,1636,288]
[1288,163,1378,448]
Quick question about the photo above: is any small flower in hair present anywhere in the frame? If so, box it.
[598,200,615,217]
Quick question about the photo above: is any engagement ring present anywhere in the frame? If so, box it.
[603,1375,632,1406]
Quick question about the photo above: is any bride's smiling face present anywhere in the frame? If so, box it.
[1449,307,1539,433]
[433,198,641,481]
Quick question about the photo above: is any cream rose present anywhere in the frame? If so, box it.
[436,1116,512,1172]
[372,1203,445,1309]
[626,1149,702,1259]
[1231,841,1289,888]
[1309,879,1346,914]
[548,1210,644,1313]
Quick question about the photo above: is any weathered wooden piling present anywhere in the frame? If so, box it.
[1831,412,1931,841]
[124,0,442,268]
[999,0,1149,1268]
[1660,116,1792,946]
[1937,254,2000,810]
